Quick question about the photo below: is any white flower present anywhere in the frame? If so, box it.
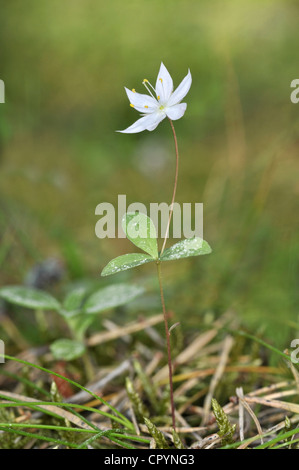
[118,62,192,133]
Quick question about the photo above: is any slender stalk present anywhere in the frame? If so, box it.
[35,309,48,338]
[81,350,95,382]
[156,117,181,429]
[156,261,176,429]
[160,118,179,255]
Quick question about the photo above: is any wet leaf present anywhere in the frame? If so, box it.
[60,286,88,318]
[0,286,60,311]
[122,212,158,260]
[101,253,153,277]
[50,339,86,361]
[160,237,212,262]
[83,283,144,314]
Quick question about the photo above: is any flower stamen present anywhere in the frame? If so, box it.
[142,79,157,100]
[130,103,135,108]
[159,77,166,99]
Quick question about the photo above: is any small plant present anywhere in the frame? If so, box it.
[211,398,236,446]
[101,62,212,428]
[0,282,144,374]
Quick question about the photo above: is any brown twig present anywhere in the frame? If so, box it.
[87,313,164,346]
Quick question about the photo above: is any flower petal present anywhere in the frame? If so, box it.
[117,112,165,134]
[155,62,173,102]
[167,69,192,107]
[125,88,158,113]
[146,112,166,131]
[165,103,187,121]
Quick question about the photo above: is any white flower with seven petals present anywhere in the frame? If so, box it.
[118,62,192,133]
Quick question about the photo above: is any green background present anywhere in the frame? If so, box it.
[0,0,298,346]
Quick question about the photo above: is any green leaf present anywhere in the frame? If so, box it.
[60,286,88,318]
[50,339,86,361]
[0,286,60,311]
[101,253,153,277]
[83,283,144,314]
[160,237,212,262]
[122,212,158,260]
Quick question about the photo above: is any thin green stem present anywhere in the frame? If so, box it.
[156,118,180,429]
[0,369,51,398]
[0,354,134,430]
[156,261,176,430]
[0,398,112,430]
[0,424,138,449]
[0,425,80,449]
[81,350,95,382]
[160,118,179,255]
[35,309,48,338]
[0,422,98,434]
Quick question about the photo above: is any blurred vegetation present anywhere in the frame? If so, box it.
[0,0,299,350]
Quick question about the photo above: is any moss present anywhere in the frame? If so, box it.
[211,398,236,446]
